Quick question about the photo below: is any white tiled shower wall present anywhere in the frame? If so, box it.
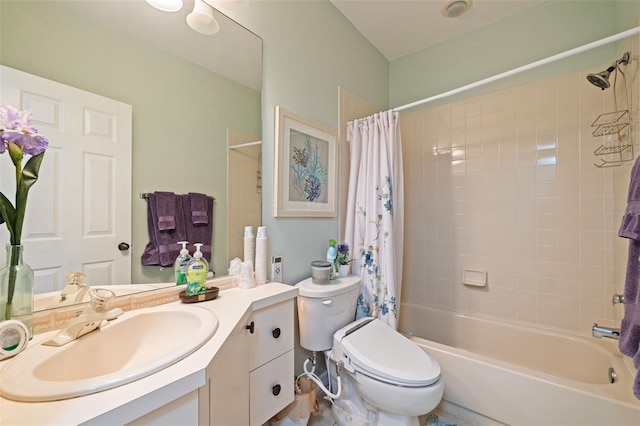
[400,57,639,336]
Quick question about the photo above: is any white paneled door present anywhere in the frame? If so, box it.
[0,66,132,293]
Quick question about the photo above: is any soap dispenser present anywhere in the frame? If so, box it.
[186,243,208,296]
[174,241,191,285]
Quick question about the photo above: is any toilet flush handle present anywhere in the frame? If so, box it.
[322,299,333,306]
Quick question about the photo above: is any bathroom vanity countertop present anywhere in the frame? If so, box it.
[0,282,298,426]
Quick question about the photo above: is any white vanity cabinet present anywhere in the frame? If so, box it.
[127,390,200,426]
[208,295,295,426]
[0,285,298,426]
[248,299,295,426]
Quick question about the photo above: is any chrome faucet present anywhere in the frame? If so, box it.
[592,323,620,340]
[43,288,123,347]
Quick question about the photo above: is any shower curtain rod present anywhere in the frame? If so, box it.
[393,26,640,113]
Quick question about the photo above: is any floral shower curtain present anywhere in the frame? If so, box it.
[345,110,404,329]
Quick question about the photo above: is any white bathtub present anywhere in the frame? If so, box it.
[398,303,640,426]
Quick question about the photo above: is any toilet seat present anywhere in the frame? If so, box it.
[336,318,440,387]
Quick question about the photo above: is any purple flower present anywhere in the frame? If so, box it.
[0,105,49,155]
[1,105,24,129]
[0,105,48,240]
[337,243,350,265]
[0,105,48,323]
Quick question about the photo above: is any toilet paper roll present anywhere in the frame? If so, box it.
[0,320,29,361]
[255,229,268,286]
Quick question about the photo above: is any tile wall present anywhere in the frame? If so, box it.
[400,61,638,335]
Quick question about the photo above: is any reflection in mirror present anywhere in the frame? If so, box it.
[0,0,262,310]
[227,130,262,260]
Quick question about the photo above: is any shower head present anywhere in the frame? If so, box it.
[587,52,630,90]
[587,67,615,90]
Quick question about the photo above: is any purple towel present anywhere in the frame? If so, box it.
[182,194,214,264]
[141,193,187,267]
[618,157,640,399]
[189,192,209,225]
[155,191,176,231]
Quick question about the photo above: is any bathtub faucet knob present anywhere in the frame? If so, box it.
[612,293,625,305]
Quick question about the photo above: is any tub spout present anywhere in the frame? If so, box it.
[592,323,620,340]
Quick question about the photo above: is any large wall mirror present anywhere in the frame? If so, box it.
[0,0,262,310]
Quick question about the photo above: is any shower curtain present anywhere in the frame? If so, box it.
[345,110,404,329]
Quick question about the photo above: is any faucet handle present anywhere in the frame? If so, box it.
[89,288,116,312]
[65,271,88,286]
[612,293,625,305]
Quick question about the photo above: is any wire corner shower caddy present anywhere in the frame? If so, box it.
[592,110,633,168]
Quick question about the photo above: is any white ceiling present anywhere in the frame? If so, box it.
[330,0,547,60]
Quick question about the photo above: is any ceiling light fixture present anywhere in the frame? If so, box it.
[145,0,183,13]
[187,0,220,35]
[441,0,472,18]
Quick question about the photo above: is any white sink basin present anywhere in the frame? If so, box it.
[0,304,218,402]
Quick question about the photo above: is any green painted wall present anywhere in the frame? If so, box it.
[0,1,261,281]
[614,0,640,29]
[389,0,621,109]
[228,0,389,285]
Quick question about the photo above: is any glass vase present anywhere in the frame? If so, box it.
[0,244,34,338]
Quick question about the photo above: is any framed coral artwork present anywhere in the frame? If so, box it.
[274,106,337,217]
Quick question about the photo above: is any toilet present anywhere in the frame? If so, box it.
[295,276,444,426]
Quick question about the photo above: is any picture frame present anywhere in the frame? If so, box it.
[274,106,337,217]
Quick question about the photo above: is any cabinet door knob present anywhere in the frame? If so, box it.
[272,327,281,339]
[272,384,281,396]
[245,321,255,334]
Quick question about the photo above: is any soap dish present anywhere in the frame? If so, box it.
[179,286,219,304]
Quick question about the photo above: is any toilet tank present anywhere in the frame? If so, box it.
[295,276,360,351]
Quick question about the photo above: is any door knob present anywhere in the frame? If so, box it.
[118,242,130,251]
[272,327,281,339]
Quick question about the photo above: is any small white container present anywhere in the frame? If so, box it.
[339,264,350,278]
[311,261,331,284]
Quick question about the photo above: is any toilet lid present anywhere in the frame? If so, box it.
[296,276,360,298]
[340,319,440,387]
